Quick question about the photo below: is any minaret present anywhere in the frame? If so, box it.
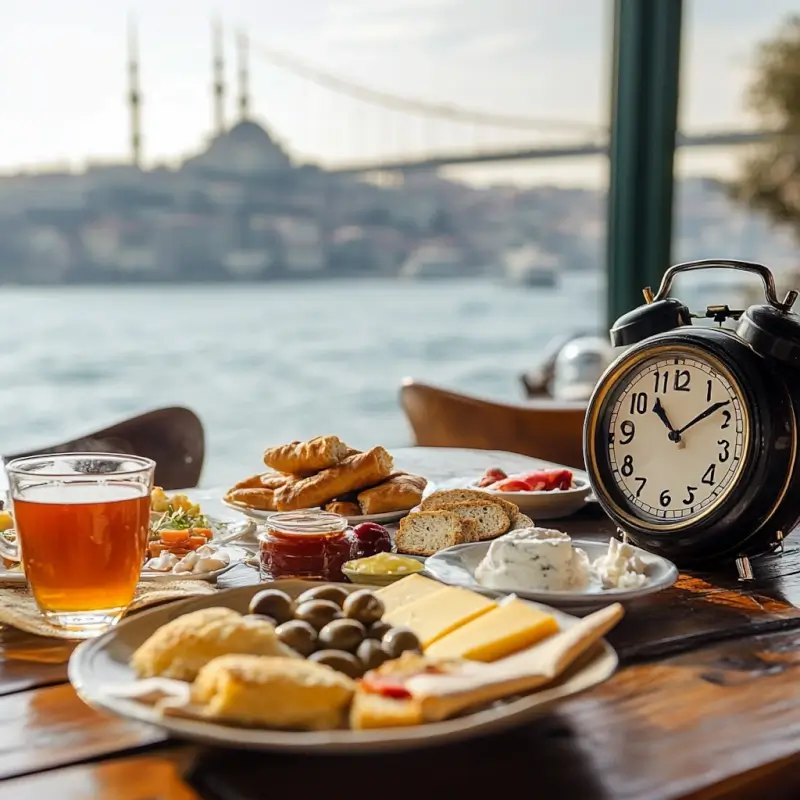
[236,31,250,120]
[212,17,226,134]
[127,17,142,167]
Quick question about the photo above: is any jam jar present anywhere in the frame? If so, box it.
[259,511,354,582]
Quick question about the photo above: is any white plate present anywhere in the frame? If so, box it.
[221,500,414,527]
[149,510,256,547]
[68,581,618,754]
[424,539,678,612]
[427,476,591,520]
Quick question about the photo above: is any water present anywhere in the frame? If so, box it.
[0,276,603,484]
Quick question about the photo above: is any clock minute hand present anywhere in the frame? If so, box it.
[675,400,731,436]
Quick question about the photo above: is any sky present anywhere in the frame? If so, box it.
[1,0,797,187]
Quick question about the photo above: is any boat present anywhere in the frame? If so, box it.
[503,246,558,288]
[399,242,464,280]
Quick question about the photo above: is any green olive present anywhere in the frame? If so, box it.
[342,589,385,625]
[248,589,294,623]
[308,649,364,679]
[382,627,422,659]
[356,638,389,671]
[293,599,342,631]
[318,618,366,653]
[275,619,318,657]
[295,584,350,608]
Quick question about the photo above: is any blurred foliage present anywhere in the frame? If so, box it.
[731,15,800,240]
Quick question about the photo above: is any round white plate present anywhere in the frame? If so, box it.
[424,539,678,612]
[149,510,256,547]
[68,581,618,754]
[427,476,591,520]
[221,499,413,527]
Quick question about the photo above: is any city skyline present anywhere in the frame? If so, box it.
[2,0,797,187]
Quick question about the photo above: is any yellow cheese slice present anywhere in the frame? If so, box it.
[424,598,559,662]
[383,586,497,648]
[375,574,447,615]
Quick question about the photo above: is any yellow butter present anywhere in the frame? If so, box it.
[374,574,446,614]
[425,598,559,662]
[383,586,497,648]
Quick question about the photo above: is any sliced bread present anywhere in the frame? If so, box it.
[513,512,534,529]
[420,488,520,522]
[438,500,511,541]
[459,518,480,543]
[396,511,466,556]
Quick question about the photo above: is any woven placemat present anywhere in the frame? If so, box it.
[0,580,218,640]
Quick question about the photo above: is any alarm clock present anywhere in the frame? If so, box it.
[584,259,800,569]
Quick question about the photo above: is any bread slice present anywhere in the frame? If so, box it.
[421,489,520,522]
[438,501,511,541]
[459,518,480,543]
[513,512,534,529]
[395,511,466,556]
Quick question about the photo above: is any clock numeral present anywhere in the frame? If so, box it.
[701,464,716,486]
[619,420,635,445]
[721,410,731,429]
[653,369,691,393]
[673,370,691,392]
[706,379,713,403]
[683,486,697,505]
[620,454,634,477]
[634,476,647,497]
[659,489,671,508]
[718,440,730,463]
[628,392,648,414]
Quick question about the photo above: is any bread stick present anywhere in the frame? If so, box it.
[263,436,349,475]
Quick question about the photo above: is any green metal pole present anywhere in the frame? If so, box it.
[605,0,683,329]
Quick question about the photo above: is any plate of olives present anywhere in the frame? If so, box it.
[246,584,421,679]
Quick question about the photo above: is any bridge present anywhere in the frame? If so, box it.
[239,36,776,175]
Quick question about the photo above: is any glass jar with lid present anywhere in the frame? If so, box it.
[258,511,354,582]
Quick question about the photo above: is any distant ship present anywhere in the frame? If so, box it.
[399,243,464,280]
[503,246,558,288]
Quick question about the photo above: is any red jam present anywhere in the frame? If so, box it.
[259,511,354,582]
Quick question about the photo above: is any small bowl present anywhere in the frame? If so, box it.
[341,554,427,587]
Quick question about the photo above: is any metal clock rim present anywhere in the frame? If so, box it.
[585,341,753,534]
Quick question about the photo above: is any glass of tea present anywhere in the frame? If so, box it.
[2,453,154,637]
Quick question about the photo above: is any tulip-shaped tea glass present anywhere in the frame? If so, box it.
[2,453,154,637]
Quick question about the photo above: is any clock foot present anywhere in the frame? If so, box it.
[775,530,785,554]
[735,555,754,581]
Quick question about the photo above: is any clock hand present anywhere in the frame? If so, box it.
[675,400,731,436]
[652,397,681,443]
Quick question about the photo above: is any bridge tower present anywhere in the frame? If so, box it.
[212,17,226,134]
[127,17,143,167]
[236,31,250,120]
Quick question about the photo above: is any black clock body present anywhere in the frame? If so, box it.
[584,326,800,568]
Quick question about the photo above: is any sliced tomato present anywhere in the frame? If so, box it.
[159,530,193,545]
[518,469,574,491]
[492,478,532,492]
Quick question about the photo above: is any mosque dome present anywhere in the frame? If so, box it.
[185,119,292,174]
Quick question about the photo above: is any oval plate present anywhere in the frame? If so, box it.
[427,477,591,520]
[221,499,415,527]
[68,581,618,754]
[424,539,678,612]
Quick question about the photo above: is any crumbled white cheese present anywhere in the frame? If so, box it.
[592,538,648,589]
[474,527,591,592]
[145,544,230,575]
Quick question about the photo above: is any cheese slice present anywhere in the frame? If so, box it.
[383,586,497,648]
[425,598,559,662]
[375,574,446,615]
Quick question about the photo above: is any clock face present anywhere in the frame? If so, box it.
[603,351,748,524]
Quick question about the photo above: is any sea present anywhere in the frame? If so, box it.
[0,275,608,485]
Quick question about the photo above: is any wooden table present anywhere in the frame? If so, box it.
[3,447,800,799]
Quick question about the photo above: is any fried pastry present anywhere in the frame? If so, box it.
[324,501,362,516]
[357,473,427,515]
[225,487,278,511]
[131,607,299,682]
[274,447,394,512]
[229,473,268,492]
[188,654,356,730]
[263,436,349,475]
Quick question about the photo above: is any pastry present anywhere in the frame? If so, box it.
[324,501,362,516]
[263,436,349,475]
[357,473,427,515]
[131,607,299,681]
[188,654,355,730]
[229,473,268,491]
[274,447,394,512]
[225,487,278,511]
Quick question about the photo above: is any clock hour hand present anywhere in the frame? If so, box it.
[652,397,681,443]
[675,400,731,436]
